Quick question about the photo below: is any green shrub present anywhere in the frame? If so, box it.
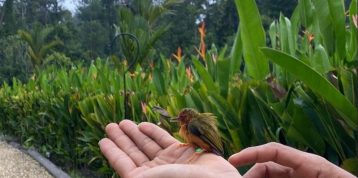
[0,0,357,176]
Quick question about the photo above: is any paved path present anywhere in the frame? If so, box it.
[0,139,53,178]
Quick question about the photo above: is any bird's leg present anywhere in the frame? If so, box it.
[178,143,191,147]
[187,148,206,163]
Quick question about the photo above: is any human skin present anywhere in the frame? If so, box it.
[228,142,356,178]
[99,120,356,178]
[98,120,241,178]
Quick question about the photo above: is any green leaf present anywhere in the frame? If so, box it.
[230,27,243,76]
[290,6,301,42]
[311,0,334,56]
[312,44,331,74]
[192,59,218,92]
[279,14,295,55]
[234,0,268,79]
[297,0,315,27]
[188,89,204,112]
[327,0,346,61]
[287,102,325,154]
[217,59,230,97]
[339,69,356,105]
[342,158,358,175]
[153,67,166,95]
[348,0,358,62]
[261,48,358,129]
[269,21,277,49]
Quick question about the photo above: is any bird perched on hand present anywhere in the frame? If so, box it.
[173,108,223,156]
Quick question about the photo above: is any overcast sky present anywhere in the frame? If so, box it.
[59,0,78,13]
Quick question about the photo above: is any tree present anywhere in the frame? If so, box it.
[18,25,63,68]
[156,0,201,56]
[205,0,238,48]
[0,0,16,36]
[75,0,116,60]
[0,35,31,85]
[257,0,298,28]
[114,0,178,67]
[22,0,63,25]
[156,0,238,57]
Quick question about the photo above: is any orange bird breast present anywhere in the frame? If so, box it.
[179,124,214,153]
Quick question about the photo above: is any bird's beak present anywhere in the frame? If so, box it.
[170,117,179,123]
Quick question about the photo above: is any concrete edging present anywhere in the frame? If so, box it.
[8,141,71,178]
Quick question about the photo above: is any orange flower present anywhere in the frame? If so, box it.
[308,34,314,43]
[186,67,194,82]
[172,47,182,63]
[303,30,314,43]
[198,22,206,41]
[197,22,206,60]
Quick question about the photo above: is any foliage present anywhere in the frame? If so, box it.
[18,25,63,68]
[0,0,357,177]
[157,0,239,56]
[0,0,297,84]
[263,0,358,169]
[0,35,32,84]
[114,0,178,68]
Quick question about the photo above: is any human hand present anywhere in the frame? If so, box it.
[228,142,356,178]
[99,120,241,178]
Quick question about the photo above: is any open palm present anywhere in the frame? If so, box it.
[99,120,241,178]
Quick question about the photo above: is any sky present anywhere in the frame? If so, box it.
[0,1,78,12]
[59,0,78,14]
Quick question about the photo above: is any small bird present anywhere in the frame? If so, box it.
[172,108,223,156]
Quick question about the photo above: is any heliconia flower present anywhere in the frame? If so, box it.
[197,22,206,60]
[198,22,206,40]
[353,15,358,29]
[186,67,194,82]
[303,30,314,43]
[308,34,314,43]
[141,102,147,114]
[172,47,182,63]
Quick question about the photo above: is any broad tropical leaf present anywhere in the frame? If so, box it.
[234,0,268,79]
[261,48,358,129]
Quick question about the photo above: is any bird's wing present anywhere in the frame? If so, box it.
[152,106,171,118]
[187,118,223,156]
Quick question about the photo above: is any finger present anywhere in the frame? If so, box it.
[138,122,177,148]
[106,123,149,166]
[243,162,292,178]
[119,120,163,160]
[98,138,136,178]
[137,165,210,178]
[228,142,304,170]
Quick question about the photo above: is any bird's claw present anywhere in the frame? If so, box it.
[178,143,190,147]
[187,151,205,163]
